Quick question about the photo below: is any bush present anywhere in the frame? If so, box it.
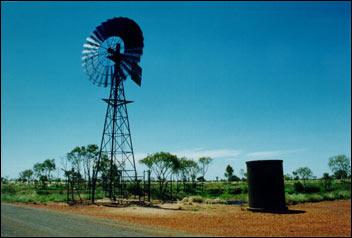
[293,182,304,193]
[304,184,321,193]
[335,190,351,199]
[181,196,204,204]
[285,184,295,194]
[307,194,324,202]
[240,185,248,193]
[286,193,306,204]
[228,185,248,195]
[229,175,240,182]
[189,196,204,203]
[229,187,242,195]
[1,184,17,194]
[206,187,224,196]
[321,173,333,191]
[36,190,50,195]
[205,198,226,204]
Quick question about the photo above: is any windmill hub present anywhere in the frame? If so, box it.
[107,44,122,64]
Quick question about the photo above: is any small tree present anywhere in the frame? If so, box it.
[284,173,293,181]
[18,169,33,184]
[1,177,9,184]
[33,162,45,179]
[33,162,46,188]
[321,172,333,191]
[293,167,313,185]
[140,152,180,196]
[328,155,351,180]
[198,157,212,181]
[187,160,200,183]
[42,159,56,183]
[239,169,244,180]
[85,144,99,192]
[224,164,234,182]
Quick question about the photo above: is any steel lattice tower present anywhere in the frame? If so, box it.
[99,73,137,199]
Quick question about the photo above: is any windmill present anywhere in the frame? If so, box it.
[81,17,144,202]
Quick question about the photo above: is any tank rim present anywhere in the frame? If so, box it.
[246,159,283,164]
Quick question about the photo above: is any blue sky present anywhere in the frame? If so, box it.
[1,1,351,179]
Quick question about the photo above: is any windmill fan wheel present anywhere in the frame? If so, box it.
[82,17,144,87]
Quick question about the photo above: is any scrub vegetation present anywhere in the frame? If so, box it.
[1,146,351,205]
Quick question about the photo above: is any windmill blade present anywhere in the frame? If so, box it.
[93,29,104,42]
[124,48,143,55]
[103,66,109,87]
[82,50,99,58]
[83,43,99,50]
[121,53,140,63]
[131,73,141,86]
[121,61,142,86]
[123,60,142,75]
[85,37,101,47]
[98,73,105,87]
[96,24,108,40]
[89,34,102,44]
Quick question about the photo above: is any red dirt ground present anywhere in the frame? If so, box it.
[20,200,351,237]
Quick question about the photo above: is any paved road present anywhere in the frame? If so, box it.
[1,203,190,237]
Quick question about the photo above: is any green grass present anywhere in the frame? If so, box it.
[1,179,350,205]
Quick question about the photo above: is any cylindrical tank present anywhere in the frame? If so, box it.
[246,160,287,211]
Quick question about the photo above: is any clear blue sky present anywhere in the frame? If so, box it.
[1,1,351,180]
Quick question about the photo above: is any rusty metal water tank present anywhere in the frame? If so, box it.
[246,160,287,211]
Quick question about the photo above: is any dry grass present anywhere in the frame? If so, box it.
[19,199,351,237]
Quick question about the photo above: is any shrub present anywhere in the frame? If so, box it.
[240,185,248,193]
[293,182,304,193]
[304,184,321,193]
[36,190,50,195]
[286,193,306,204]
[206,187,224,196]
[307,194,324,202]
[205,198,226,204]
[321,173,333,191]
[335,190,351,199]
[322,192,335,201]
[229,187,242,195]
[1,184,17,194]
[189,196,204,203]
[285,184,295,194]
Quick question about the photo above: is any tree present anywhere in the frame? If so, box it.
[33,162,45,179]
[140,152,180,195]
[42,159,56,182]
[18,169,33,183]
[1,176,9,184]
[293,167,313,185]
[198,157,212,181]
[224,164,234,182]
[84,144,99,192]
[239,169,244,180]
[67,147,84,177]
[187,160,200,183]
[321,172,333,191]
[284,173,293,180]
[328,155,351,180]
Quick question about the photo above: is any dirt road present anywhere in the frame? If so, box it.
[1,203,192,237]
[14,199,351,237]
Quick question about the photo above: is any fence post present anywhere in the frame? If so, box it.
[147,170,151,202]
[170,175,173,201]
